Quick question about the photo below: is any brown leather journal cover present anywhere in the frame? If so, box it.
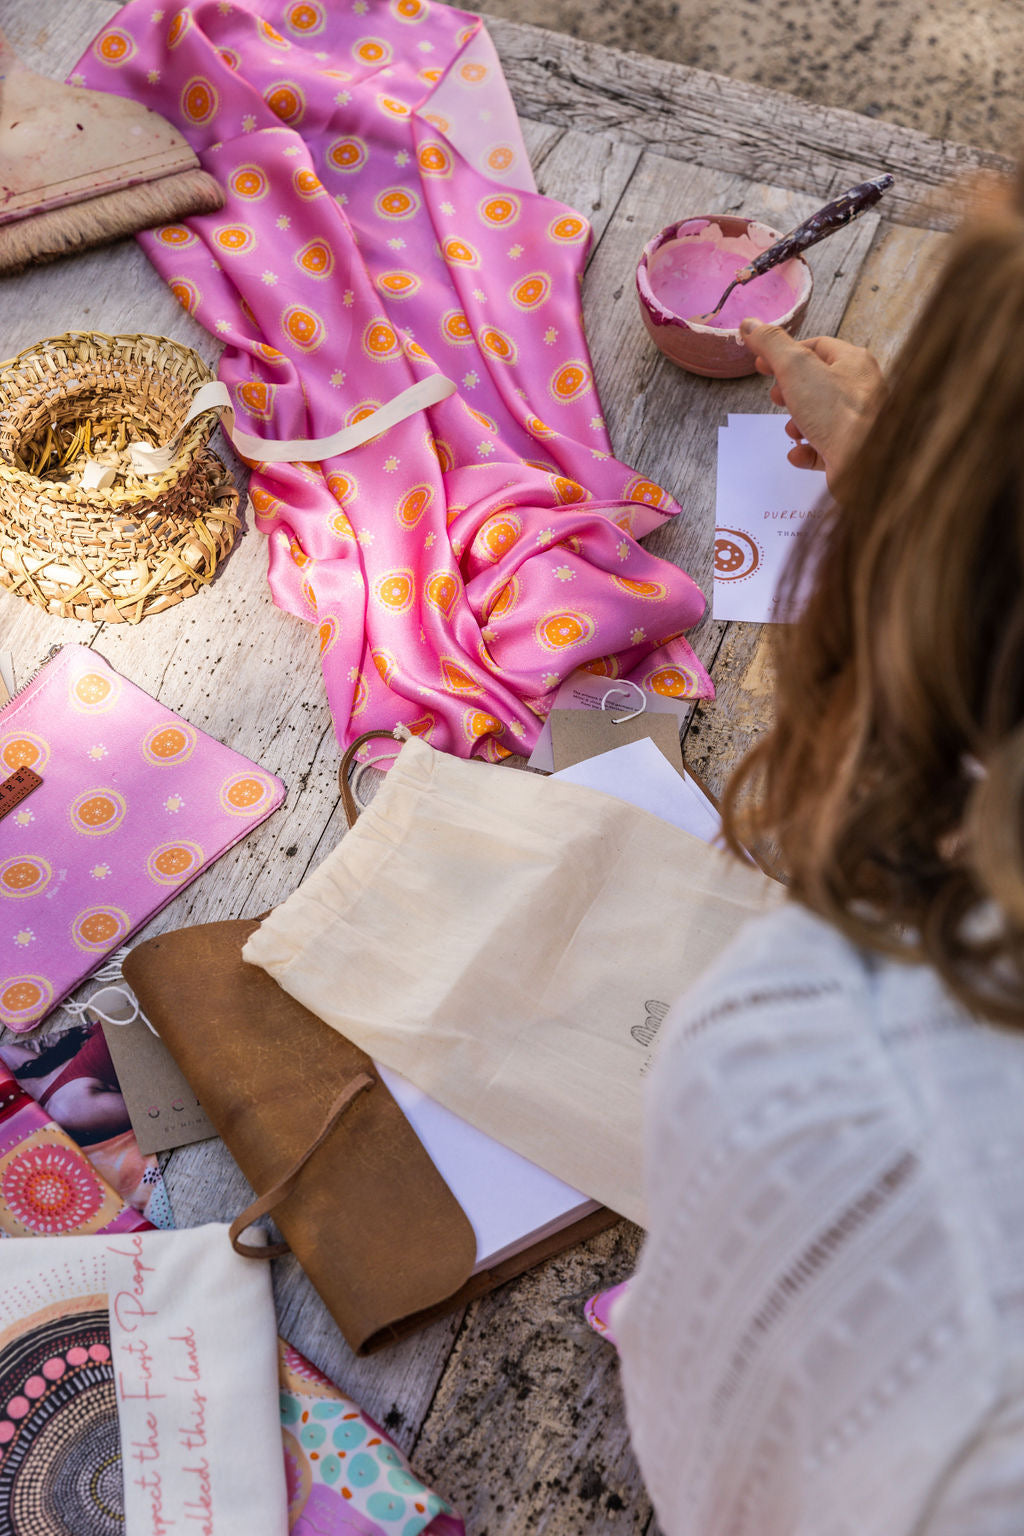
[122,920,616,1353]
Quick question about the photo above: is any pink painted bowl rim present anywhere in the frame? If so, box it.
[636,215,813,338]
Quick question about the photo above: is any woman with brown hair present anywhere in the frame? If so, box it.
[614,193,1024,1534]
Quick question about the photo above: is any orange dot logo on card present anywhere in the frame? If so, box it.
[141,723,197,766]
[392,0,427,19]
[214,225,256,256]
[625,477,667,506]
[510,273,551,311]
[327,137,368,174]
[283,305,326,352]
[354,36,392,65]
[548,213,588,243]
[69,789,127,837]
[0,977,53,1026]
[549,361,592,402]
[536,611,596,651]
[377,95,410,117]
[363,320,400,360]
[181,77,218,125]
[476,514,521,562]
[71,670,120,712]
[0,857,51,899]
[295,240,334,279]
[551,476,586,505]
[317,616,340,657]
[418,142,452,177]
[378,271,421,300]
[442,238,478,267]
[480,328,518,365]
[375,187,419,221]
[94,27,135,65]
[169,277,201,315]
[644,663,697,697]
[155,225,197,248]
[441,310,473,345]
[71,907,130,952]
[167,11,191,47]
[231,165,269,200]
[487,575,520,620]
[292,168,324,199]
[220,773,276,816]
[147,842,203,883]
[374,570,415,612]
[286,1,324,34]
[397,483,432,528]
[0,734,50,773]
[459,61,487,85]
[479,195,520,227]
[714,527,762,582]
[425,572,458,618]
[265,81,305,124]
[613,576,667,601]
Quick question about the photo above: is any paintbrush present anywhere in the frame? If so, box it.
[696,174,894,323]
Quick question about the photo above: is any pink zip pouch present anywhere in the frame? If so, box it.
[0,645,285,1031]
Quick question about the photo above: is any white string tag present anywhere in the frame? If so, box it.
[600,679,648,723]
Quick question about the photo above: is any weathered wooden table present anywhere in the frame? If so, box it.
[1,4,1006,1531]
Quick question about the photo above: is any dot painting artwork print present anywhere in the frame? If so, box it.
[75,0,714,762]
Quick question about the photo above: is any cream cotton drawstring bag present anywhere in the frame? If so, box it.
[242,736,781,1226]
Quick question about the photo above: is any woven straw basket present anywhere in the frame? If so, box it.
[0,332,240,624]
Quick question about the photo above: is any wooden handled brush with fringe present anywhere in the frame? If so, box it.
[0,29,224,275]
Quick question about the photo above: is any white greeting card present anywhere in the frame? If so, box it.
[713,413,827,623]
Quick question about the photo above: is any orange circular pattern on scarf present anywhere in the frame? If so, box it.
[363,320,400,359]
[354,36,392,64]
[375,187,419,220]
[0,977,53,1025]
[214,225,256,256]
[146,842,203,884]
[442,238,479,267]
[72,908,130,952]
[231,165,269,200]
[425,572,459,618]
[441,310,473,344]
[397,483,433,528]
[285,1,325,34]
[479,195,520,227]
[645,664,697,698]
[480,327,518,364]
[181,77,218,125]
[378,271,421,299]
[327,137,368,173]
[510,273,551,311]
[296,239,335,278]
[549,361,592,402]
[95,28,135,65]
[0,858,50,900]
[536,611,596,651]
[548,213,589,243]
[418,142,452,177]
[374,571,415,612]
[283,305,326,352]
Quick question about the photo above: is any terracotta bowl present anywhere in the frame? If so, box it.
[636,214,813,379]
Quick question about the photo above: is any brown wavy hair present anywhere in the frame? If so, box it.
[721,181,1024,1024]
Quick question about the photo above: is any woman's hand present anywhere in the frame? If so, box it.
[739,320,885,488]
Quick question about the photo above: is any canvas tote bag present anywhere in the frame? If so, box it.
[243,736,782,1226]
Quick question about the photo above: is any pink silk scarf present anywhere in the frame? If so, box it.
[75,0,713,759]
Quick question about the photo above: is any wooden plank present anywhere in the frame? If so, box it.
[412,1220,650,1536]
[3,0,119,77]
[576,150,880,695]
[488,18,1011,231]
[525,126,643,255]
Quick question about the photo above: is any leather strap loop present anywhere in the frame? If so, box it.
[337,728,409,827]
[229,1071,375,1259]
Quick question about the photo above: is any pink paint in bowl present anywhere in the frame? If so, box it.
[636,215,813,378]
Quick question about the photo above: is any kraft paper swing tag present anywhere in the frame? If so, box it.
[89,984,216,1156]
[548,706,685,775]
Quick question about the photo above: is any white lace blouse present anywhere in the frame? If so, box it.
[615,903,1024,1536]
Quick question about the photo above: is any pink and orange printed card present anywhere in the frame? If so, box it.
[0,645,284,1031]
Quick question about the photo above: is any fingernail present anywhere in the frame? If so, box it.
[739,318,757,337]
